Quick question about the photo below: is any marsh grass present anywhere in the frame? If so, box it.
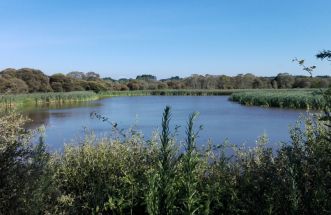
[3,89,327,111]
[230,89,327,110]
[0,91,98,108]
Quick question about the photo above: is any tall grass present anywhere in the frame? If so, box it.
[229,89,327,110]
[0,91,98,107]
[0,89,243,108]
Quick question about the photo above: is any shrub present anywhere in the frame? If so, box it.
[0,111,50,214]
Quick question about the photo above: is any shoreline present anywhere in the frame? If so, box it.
[0,88,326,110]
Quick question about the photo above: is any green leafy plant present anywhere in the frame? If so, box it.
[146,106,178,215]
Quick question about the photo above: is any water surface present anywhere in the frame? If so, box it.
[25,96,308,150]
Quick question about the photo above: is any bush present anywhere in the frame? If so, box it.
[0,111,50,214]
[53,131,157,214]
[50,82,64,92]
[0,77,29,93]
[87,81,109,92]
[16,68,53,92]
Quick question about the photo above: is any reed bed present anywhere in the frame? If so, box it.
[2,89,327,110]
[0,89,244,108]
[229,89,327,110]
[0,91,98,107]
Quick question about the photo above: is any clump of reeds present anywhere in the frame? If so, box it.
[0,91,98,108]
[230,89,326,110]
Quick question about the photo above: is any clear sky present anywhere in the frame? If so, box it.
[0,0,330,79]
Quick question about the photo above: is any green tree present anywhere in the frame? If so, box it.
[316,50,331,61]
[316,50,331,142]
[136,74,157,81]
[275,73,295,88]
[67,71,86,80]
[16,68,53,92]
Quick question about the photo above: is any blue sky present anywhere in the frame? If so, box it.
[0,0,330,79]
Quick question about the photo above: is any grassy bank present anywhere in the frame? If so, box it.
[229,89,327,110]
[0,91,99,107]
[1,89,329,110]
[0,89,241,107]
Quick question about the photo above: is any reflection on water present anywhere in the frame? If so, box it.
[23,101,101,129]
[23,96,309,151]
[25,111,51,129]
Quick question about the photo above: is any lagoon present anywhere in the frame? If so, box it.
[25,96,308,150]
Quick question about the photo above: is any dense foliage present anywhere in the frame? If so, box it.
[1,68,330,94]
[0,111,50,214]
[1,104,330,214]
[316,50,331,61]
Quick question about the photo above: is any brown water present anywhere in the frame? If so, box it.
[24,96,309,151]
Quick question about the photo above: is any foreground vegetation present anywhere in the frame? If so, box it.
[230,89,330,110]
[1,101,330,214]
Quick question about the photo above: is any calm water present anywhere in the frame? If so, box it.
[25,96,308,150]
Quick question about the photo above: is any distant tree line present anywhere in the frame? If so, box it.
[0,68,330,94]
